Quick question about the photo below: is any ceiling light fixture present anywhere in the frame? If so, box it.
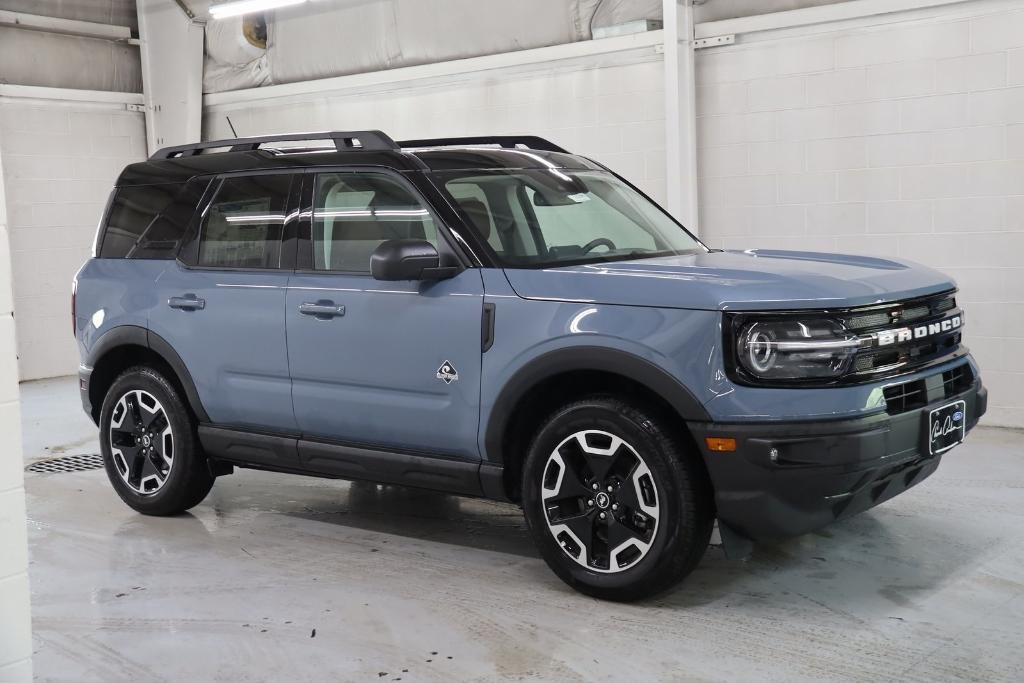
[209,0,308,19]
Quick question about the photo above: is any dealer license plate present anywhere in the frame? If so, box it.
[928,400,966,455]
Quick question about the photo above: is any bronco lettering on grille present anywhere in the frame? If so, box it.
[876,314,962,347]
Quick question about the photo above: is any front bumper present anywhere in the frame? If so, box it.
[689,374,986,543]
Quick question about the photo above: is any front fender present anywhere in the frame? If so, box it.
[478,294,721,465]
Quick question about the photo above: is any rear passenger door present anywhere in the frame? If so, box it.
[148,172,298,434]
[286,169,484,463]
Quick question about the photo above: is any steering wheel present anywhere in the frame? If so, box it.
[582,237,616,253]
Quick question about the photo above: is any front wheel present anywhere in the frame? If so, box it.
[521,396,714,601]
[99,366,214,516]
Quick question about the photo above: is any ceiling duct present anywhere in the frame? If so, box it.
[203,0,664,92]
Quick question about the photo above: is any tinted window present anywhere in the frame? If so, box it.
[312,172,438,272]
[198,175,292,269]
[439,169,704,268]
[100,183,188,259]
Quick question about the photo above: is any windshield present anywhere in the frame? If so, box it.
[437,169,705,268]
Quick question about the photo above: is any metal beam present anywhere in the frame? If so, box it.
[694,0,973,39]
[0,10,132,41]
[136,0,205,153]
[663,0,700,234]
[0,85,144,106]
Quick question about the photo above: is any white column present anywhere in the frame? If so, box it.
[663,0,700,234]
[136,0,205,153]
[0,123,33,682]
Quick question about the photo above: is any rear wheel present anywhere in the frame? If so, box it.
[521,396,713,601]
[100,366,214,515]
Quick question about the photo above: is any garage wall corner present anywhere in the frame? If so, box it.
[0,123,33,683]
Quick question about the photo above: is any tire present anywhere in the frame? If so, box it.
[99,366,214,515]
[521,395,714,601]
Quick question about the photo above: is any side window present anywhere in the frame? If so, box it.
[198,175,292,269]
[312,172,438,272]
[443,177,540,259]
[446,182,503,253]
[100,182,186,259]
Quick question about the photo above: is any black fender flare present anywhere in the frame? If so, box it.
[86,325,210,423]
[483,345,710,465]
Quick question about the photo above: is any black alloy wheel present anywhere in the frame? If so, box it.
[100,366,214,515]
[522,396,714,601]
[108,388,174,495]
[540,429,660,573]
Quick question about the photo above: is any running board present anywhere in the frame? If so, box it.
[198,425,484,497]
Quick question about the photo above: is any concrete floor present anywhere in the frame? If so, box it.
[20,377,1024,682]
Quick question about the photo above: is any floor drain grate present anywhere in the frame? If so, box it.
[26,453,105,474]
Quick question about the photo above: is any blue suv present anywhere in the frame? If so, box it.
[74,131,986,600]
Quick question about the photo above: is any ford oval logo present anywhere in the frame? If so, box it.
[953,411,964,421]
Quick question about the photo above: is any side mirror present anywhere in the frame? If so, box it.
[370,239,456,281]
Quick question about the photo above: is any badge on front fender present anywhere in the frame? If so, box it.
[436,360,459,384]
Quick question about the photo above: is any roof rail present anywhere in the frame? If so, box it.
[398,135,569,154]
[150,130,399,160]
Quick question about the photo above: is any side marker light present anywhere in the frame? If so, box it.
[705,437,737,452]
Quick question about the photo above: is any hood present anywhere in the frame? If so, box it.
[503,250,956,311]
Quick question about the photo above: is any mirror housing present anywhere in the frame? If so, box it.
[370,239,456,281]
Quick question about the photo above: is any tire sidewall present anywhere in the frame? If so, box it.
[522,400,688,595]
[99,368,198,512]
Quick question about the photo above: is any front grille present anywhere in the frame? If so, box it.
[853,334,961,374]
[843,292,956,332]
[883,362,975,415]
[846,310,890,329]
[843,291,962,378]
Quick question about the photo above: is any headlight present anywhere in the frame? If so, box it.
[732,317,861,381]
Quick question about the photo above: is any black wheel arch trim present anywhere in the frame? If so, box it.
[86,325,211,423]
[483,345,710,465]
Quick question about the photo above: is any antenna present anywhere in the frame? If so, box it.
[225,116,239,138]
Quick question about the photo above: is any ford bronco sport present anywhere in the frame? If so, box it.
[74,131,986,601]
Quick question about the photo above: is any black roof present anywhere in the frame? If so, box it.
[117,132,603,186]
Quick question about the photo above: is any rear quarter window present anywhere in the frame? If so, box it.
[99,181,204,259]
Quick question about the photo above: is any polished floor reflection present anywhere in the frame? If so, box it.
[21,379,1024,682]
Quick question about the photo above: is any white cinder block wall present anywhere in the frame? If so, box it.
[695,1,1024,428]
[204,57,668,205]
[0,101,147,380]
[0,130,33,681]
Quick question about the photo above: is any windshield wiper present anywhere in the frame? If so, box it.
[611,249,673,262]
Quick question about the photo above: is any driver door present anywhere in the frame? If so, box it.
[285,169,485,469]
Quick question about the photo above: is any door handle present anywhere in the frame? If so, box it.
[299,301,346,319]
[168,294,205,311]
